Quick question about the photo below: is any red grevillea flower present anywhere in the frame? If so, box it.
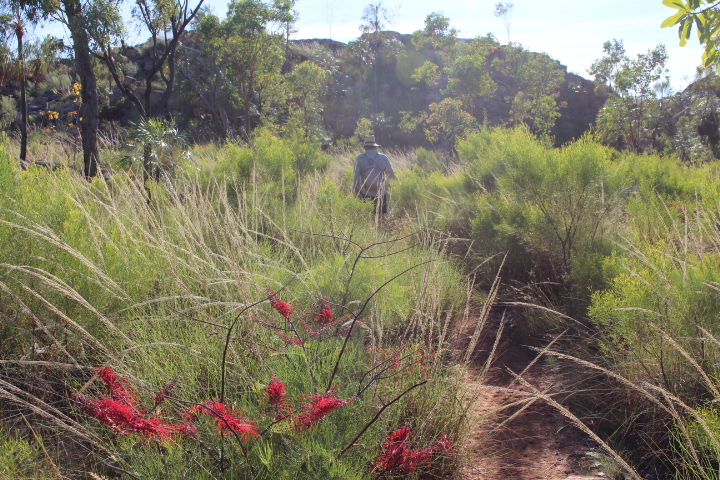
[433,433,453,453]
[267,288,294,319]
[154,378,178,407]
[97,367,139,408]
[177,422,199,439]
[372,426,452,476]
[200,402,260,442]
[373,426,413,474]
[73,393,176,441]
[314,298,334,325]
[294,390,353,431]
[275,330,304,346]
[265,375,287,407]
[181,404,203,423]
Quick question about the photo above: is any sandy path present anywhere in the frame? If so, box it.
[456,315,602,480]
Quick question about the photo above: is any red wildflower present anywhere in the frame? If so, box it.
[267,288,294,319]
[265,375,287,407]
[373,426,413,474]
[181,404,204,423]
[200,402,260,442]
[97,367,139,408]
[372,426,452,476]
[432,433,453,453]
[294,390,353,431]
[177,422,199,438]
[73,393,175,441]
[154,378,178,407]
[314,298,334,325]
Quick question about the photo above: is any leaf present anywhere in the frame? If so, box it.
[662,0,687,10]
[661,11,686,28]
[696,15,709,41]
[681,20,693,42]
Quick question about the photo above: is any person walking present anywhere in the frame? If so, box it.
[353,135,396,227]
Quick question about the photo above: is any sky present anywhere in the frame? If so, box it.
[197,0,707,91]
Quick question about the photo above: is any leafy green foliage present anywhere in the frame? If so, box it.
[662,0,720,71]
[590,39,670,153]
[493,44,565,136]
[0,427,60,480]
[444,35,499,108]
[181,0,292,140]
[424,98,478,146]
[411,12,458,58]
[0,95,16,129]
[284,61,328,140]
[459,127,624,301]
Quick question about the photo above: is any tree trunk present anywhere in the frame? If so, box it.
[63,0,100,179]
[16,25,27,163]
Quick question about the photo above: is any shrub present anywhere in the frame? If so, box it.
[37,71,73,93]
[459,127,625,304]
[0,95,17,130]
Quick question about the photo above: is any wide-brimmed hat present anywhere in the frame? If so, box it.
[363,135,381,147]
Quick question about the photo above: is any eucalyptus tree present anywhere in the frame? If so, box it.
[284,61,328,139]
[179,0,295,141]
[61,0,127,178]
[493,2,513,44]
[443,34,499,111]
[589,39,670,152]
[97,0,205,118]
[12,0,122,178]
[496,44,565,136]
[410,12,459,91]
[411,12,458,62]
[359,2,398,114]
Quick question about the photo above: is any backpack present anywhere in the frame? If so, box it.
[360,151,385,195]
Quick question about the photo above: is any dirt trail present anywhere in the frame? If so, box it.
[456,314,602,480]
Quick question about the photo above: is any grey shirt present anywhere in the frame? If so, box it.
[353,149,396,196]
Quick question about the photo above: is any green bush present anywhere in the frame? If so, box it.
[37,71,73,93]
[459,127,625,303]
[590,245,720,397]
[0,95,17,130]
[0,427,60,480]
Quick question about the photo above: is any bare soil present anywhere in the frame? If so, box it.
[456,314,604,480]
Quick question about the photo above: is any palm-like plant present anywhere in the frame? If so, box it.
[122,118,186,198]
[0,7,28,163]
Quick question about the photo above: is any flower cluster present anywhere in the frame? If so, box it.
[40,110,60,120]
[267,288,294,319]
[76,369,354,443]
[74,394,178,441]
[186,402,259,442]
[294,389,354,431]
[372,426,452,477]
[314,298,335,325]
[73,367,178,441]
[266,374,288,409]
[261,291,354,345]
